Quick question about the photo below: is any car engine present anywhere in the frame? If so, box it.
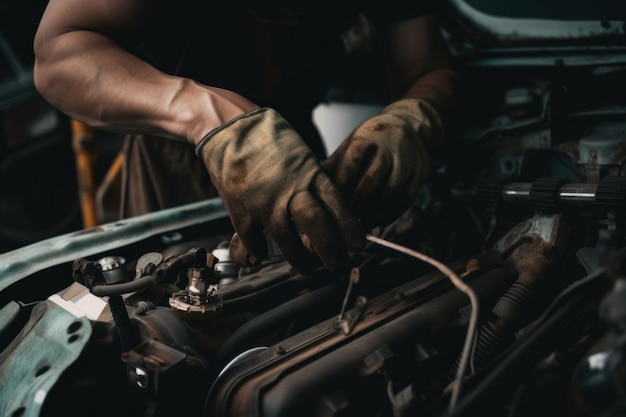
[2,8,626,417]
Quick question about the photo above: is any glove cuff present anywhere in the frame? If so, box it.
[195,107,270,157]
[382,98,444,151]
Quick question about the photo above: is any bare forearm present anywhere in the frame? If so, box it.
[381,15,461,131]
[34,30,256,144]
[402,66,461,129]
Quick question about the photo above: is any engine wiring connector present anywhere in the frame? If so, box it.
[169,253,223,319]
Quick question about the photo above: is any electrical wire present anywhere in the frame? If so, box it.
[469,328,480,375]
[365,233,480,413]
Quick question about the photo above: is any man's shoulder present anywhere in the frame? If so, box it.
[357,0,441,24]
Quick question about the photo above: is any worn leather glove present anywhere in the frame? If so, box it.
[196,108,365,274]
[323,98,443,228]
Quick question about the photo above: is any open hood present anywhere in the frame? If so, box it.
[442,0,626,56]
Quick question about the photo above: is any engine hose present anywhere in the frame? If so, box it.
[474,280,537,370]
[90,247,206,297]
[447,267,609,417]
[447,280,537,378]
[90,274,157,296]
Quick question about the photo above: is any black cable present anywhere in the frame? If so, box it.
[108,294,139,351]
[90,275,157,296]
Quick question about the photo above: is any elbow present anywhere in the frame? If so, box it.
[33,58,50,99]
[32,33,74,115]
[32,33,54,102]
[33,57,62,111]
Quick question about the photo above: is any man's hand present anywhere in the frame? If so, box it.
[323,98,443,228]
[196,108,365,274]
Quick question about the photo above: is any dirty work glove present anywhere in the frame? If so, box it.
[323,98,443,228]
[196,108,365,274]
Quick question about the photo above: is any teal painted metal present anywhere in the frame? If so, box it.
[0,197,228,292]
[0,299,92,417]
[0,300,21,338]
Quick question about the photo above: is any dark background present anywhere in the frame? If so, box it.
[0,0,624,253]
[0,0,123,252]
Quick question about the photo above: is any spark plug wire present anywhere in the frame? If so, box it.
[365,234,480,412]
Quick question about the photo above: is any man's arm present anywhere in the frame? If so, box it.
[380,14,460,143]
[323,14,460,228]
[34,0,365,274]
[33,0,257,145]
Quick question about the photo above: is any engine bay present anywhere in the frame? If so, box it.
[2,23,626,417]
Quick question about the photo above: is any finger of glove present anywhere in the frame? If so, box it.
[350,147,393,209]
[230,218,269,267]
[289,191,352,275]
[375,141,430,225]
[341,141,397,228]
[326,139,378,194]
[322,137,352,178]
[264,206,322,273]
[314,176,365,253]
[229,233,261,268]
[321,145,340,177]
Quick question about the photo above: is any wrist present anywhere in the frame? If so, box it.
[195,107,271,157]
[382,98,444,151]
[168,80,259,145]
